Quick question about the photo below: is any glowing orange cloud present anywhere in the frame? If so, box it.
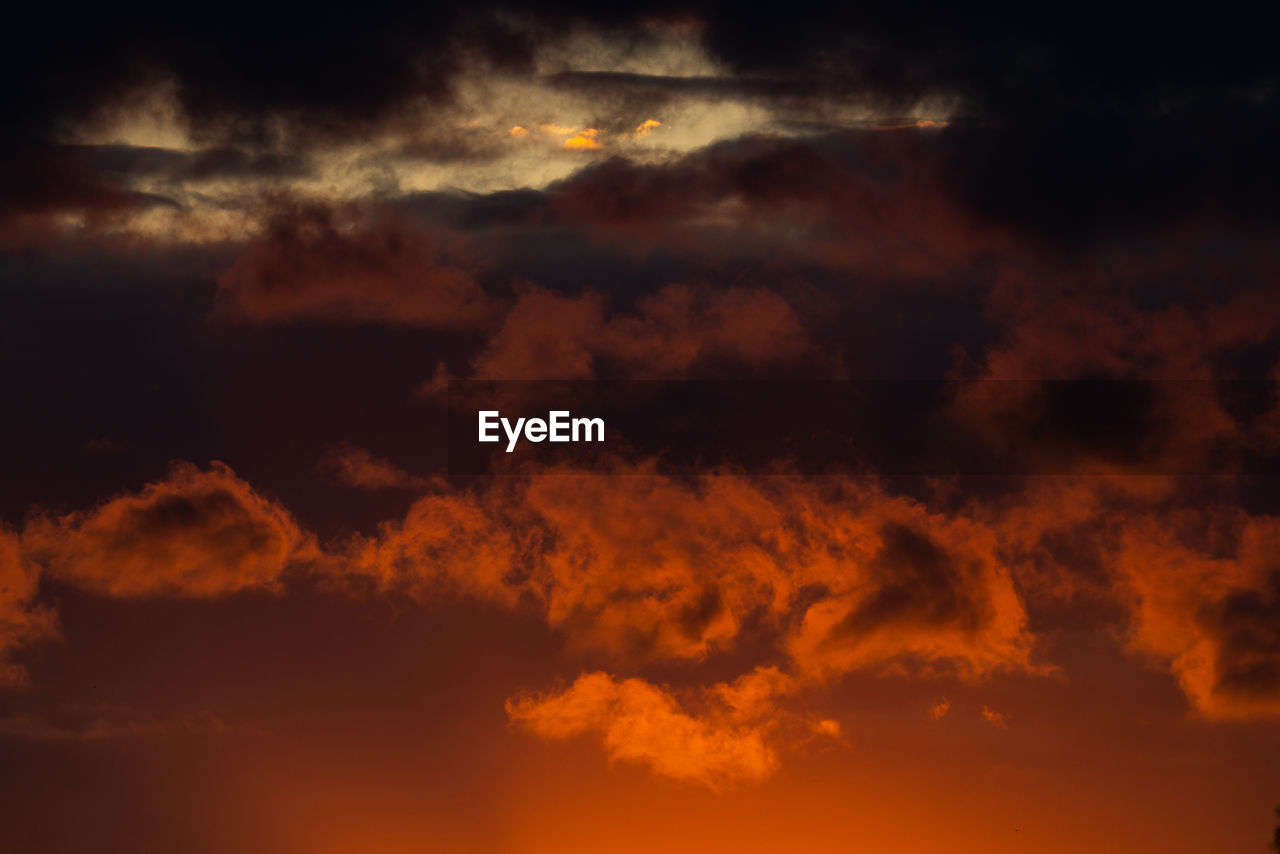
[507,671,779,789]
[24,461,314,598]
[345,470,1041,682]
[1114,512,1280,719]
[633,119,662,137]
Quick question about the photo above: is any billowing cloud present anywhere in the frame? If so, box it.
[23,461,313,598]
[346,469,1038,678]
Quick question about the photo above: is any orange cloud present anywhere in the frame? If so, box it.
[0,527,55,688]
[345,470,1039,678]
[563,129,604,150]
[470,286,605,380]
[24,462,314,598]
[785,516,1034,681]
[633,119,662,138]
[981,705,1008,729]
[345,485,525,608]
[980,476,1280,720]
[1114,511,1280,719]
[713,666,795,721]
[507,671,778,789]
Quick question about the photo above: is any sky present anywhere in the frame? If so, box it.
[3,3,1280,852]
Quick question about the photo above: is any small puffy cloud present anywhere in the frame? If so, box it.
[345,487,525,608]
[713,666,795,721]
[981,705,1008,729]
[24,462,314,598]
[317,443,425,491]
[506,671,778,789]
[812,718,841,737]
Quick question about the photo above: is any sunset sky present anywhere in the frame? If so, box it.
[3,3,1280,852]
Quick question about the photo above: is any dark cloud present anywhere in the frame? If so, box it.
[0,144,176,248]
[84,143,310,182]
[832,522,994,640]
[2,4,464,146]
[5,2,1276,243]
[1114,509,1280,718]
[1200,571,1280,704]
[213,199,496,327]
[545,70,828,101]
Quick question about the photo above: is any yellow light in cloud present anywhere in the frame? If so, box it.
[872,118,951,131]
[563,128,603,150]
[509,125,530,137]
[634,119,662,137]
[813,719,841,737]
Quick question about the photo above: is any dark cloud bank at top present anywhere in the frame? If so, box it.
[4,1,1280,242]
